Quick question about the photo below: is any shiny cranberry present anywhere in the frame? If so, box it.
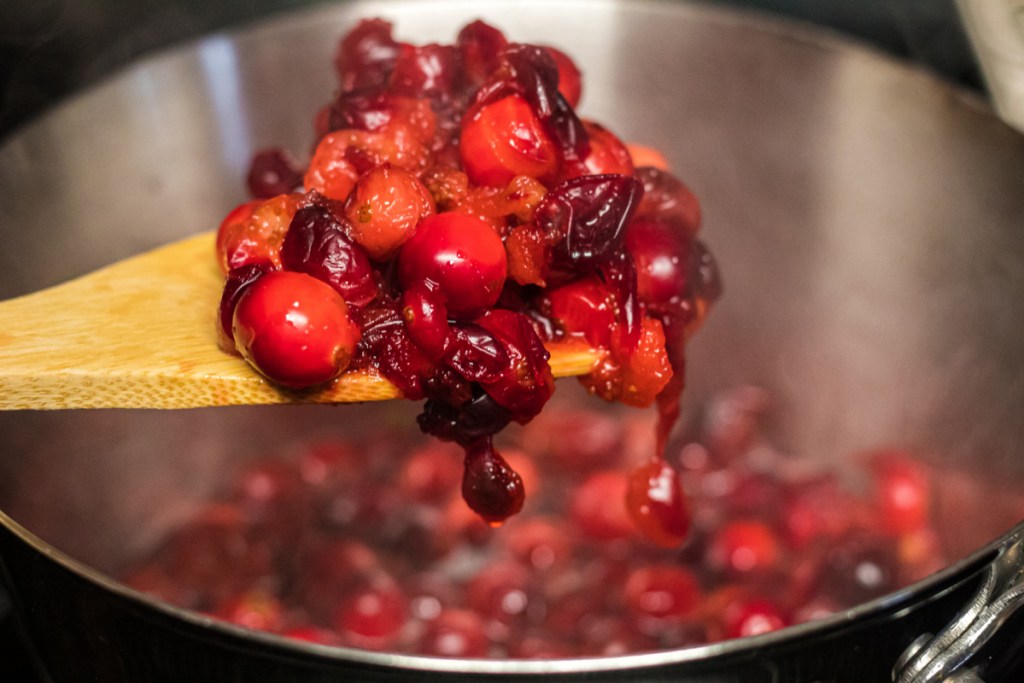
[218,262,275,351]
[280,203,378,308]
[819,533,900,605]
[570,470,635,541]
[626,217,691,310]
[635,166,701,237]
[304,131,361,201]
[343,163,435,260]
[232,270,361,389]
[401,279,450,358]
[216,194,302,274]
[707,520,782,577]
[398,442,463,503]
[626,459,690,548]
[456,20,508,90]
[398,212,507,319]
[582,121,633,176]
[334,573,409,649]
[544,46,582,108]
[389,43,458,99]
[466,560,532,625]
[247,148,303,199]
[535,174,643,270]
[544,276,617,347]
[504,516,571,571]
[214,588,285,632]
[417,608,490,658]
[624,564,701,622]
[867,450,932,536]
[581,317,674,408]
[356,300,441,400]
[459,94,558,186]
[334,18,402,90]
[473,309,554,420]
[721,597,789,639]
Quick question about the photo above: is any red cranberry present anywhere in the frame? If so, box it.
[626,459,691,548]
[397,442,463,503]
[867,450,931,536]
[455,20,508,90]
[216,194,301,274]
[624,564,701,622]
[459,94,558,187]
[544,276,617,348]
[334,18,402,91]
[389,43,458,99]
[334,573,409,649]
[635,166,701,237]
[232,270,361,389]
[582,121,633,176]
[544,46,582,108]
[247,148,303,199]
[343,163,435,260]
[721,597,789,639]
[707,520,783,577]
[401,279,450,358]
[466,561,532,626]
[417,608,490,658]
[570,471,635,541]
[214,588,285,632]
[819,533,900,605]
[503,516,571,571]
[626,217,691,311]
[217,262,275,352]
[398,212,507,319]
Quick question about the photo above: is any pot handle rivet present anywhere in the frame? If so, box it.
[892,525,1024,683]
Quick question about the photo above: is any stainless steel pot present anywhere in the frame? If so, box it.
[1,1,1023,681]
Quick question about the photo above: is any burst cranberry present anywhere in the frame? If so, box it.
[459,94,558,187]
[626,217,691,310]
[232,270,361,389]
[280,203,378,308]
[216,194,302,274]
[570,470,635,541]
[582,122,633,176]
[456,20,508,89]
[544,46,582,108]
[334,18,402,91]
[544,276,617,347]
[581,317,674,408]
[343,163,435,260]
[304,132,361,201]
[707,520,782,577]
[389,43,458,99]
[473,309,555,420]
[247,148,303,198]
[626,459,690,548]
[635,166,701,237]
[398,212,507,319]
[624,564,701,622]
[417,609,490,658]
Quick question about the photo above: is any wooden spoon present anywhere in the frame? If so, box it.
[0,232,601,410]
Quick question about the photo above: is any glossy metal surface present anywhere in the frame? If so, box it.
[1,0,1024,680]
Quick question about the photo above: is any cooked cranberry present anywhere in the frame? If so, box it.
[707,520,783,577]
[867,450,932,536]
[417,608,490,658]
[819,533,900,605]
[247,148,303,199]
[304,131,361,201]
[355,300,441,400]
[280,203,379,308]
[581,121,633,176]
[398,442,463,503]
[635,166,701,237]
[214,588,285,632]
[570,471,635,541]
[624,564,701,622]
[397,212,507,319]
[537,174,644,271]
[461,439,525,524]
[544,46,582,108]
[626,217,691,311]
[343,163,435,260]
[543,276,617,347]
[626,459,690,548]
[581,317,674,408]
[417,392,513,446]
[721,597,789,639]
[334,573,409,649]
[401,279,450,358]
[473,309,554,420]
[217,261,274,352]
[232,270,361,389]
[503,516,571,571]
[459,95,559,187]
[389,43,458,100]
[441,322,509,385]
[334,18,402,91]
[466,560,532,625]
[216,194,302,274]
[456,20,508,90]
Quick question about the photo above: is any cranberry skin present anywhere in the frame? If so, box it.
[216,194,301,274]
[461,439,525,524]
[626,217,691,310]
[280,204,378,308]
[721,597,789,639]
[707,520,782,577]
[570,471,635,541]
[624,564,701,622]
[417,608,490,658]
[473,309,554,421]
[544,46,582,108]
[304,131,361,201]
[635,166,702,237]
[401,279,450,358]
[459,94,558,187]
[582,121,633,176]
[544,276,617,348]
[334,574,409,649]
[456,20,508,90]
[232,271,360,389]
[398,212,508,320]
[626,459,691,548]
[343,163,435,260]
[247,148,302,199]
[334,18,402,91]
[218,262,275,352]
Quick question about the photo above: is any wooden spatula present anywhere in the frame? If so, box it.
[0,232,600,410]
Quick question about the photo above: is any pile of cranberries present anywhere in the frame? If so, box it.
[122,386,954,658]
[214,18,720,539]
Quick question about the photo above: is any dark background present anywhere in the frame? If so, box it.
[0,0,990,680]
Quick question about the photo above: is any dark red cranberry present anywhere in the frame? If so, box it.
[819,533,900,605]
[280,203,379,308]
[455,20,508,90]
[536,174,643,270]
[544,46,582,108]
[335,19,403,91]
[334,572,409,649]
[543,275,617,347]
[461,438,525,524]
[473,309,554,421]
[355,300,445,400]
[441,323,510,385]
[570,471,635,541]
[389,43,458,99]
[417,392,513,446]
[247,148,303,199]
[401,279,450,358]
[218,261,274,352]
[626,217,691,311]
[635,166,701,237]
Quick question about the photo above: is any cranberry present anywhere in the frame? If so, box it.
[628,144,671,171]
[867,450,931,536]
[819,533,900,605]
[544,46,582,108]
[466,560,532,625]
[582,121,633,176]
[707,520,782,577]
[461,439,525,524]
[473,309,554,420]
[635,166,701,237]
[401,279,450,358]
[397,212,507,320]
[721,597,789,639]
[626,459,691,548]
[417,609,490,658]
[280,203,379,308]
[397,442,463,503]
[570,471,635,541]
[216,194,302,274]
[459,94,558,187]
[389,43,458,99]
[503,516,571,571]
[247,148,303,199]
[626,217,691,311]
[334,573,409,649]
[456,20,508,90]
[624,564,701,622]
[343,163,435,260]
[217,262,275,351]
[544,276,617,347]
[232,270,361,389]
[304,131,361,201]
[334,18,402,91]
[581,317,674,408]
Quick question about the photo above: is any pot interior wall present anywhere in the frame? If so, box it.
[1,0,1024,574]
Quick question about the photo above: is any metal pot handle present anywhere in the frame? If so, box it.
[892,524,1024,683]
